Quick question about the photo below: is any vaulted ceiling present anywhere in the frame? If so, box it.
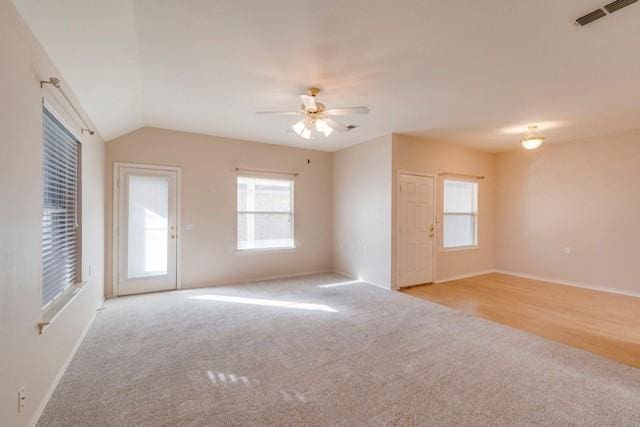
[13,0,640,151]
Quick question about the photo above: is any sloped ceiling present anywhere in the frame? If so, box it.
[12,0,640,151]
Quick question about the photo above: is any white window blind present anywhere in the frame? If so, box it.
[127,175,169,278]
[443,179,478,249]
[237,176,294,250]
[42,107,81,307]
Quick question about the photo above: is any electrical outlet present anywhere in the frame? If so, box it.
[564,247,571,255]
[18,387,26,412]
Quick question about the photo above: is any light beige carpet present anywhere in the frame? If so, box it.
[38,273,640,426]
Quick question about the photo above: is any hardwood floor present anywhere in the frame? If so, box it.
[402,273,640,368]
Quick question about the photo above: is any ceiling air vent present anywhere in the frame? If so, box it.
[576,0,638,26]
[604,0,638,13]
[576,9,607,26]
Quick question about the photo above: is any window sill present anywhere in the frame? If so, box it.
[38,282,87,335]
[441,245,479,253]
[234,247,297,256]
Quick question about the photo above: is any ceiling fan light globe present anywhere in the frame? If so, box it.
[301,128,311,139]
[292,120,305,135]
[521,137,543,150]
[315,119,335,137]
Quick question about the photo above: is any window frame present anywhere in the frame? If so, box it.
[235,174,296,254]
[41,102,84,316]
[442,178,478,251]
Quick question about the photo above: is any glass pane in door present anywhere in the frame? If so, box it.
[127,175,169,278]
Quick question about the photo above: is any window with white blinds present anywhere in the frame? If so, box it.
[237,176,294,250]
[42,107,81,308]
[443,179,478,249]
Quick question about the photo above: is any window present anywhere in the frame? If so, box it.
[42,107,81,308]
[127,175,169,278]
[237,176,294,251]
[443,179,478,249]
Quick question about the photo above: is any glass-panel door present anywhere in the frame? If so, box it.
[117,166,177,295]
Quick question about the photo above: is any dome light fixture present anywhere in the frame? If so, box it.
[521,125,545,150]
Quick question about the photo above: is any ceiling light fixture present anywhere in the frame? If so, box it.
[315,119,333,137]
[521,125,545,150]
[291,115,334,139]
[259,88,369,140]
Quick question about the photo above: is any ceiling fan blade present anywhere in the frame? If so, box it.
[256,111,300,115]
[300,95,317,111]
[324,118,349,132]
[326,106,370,115]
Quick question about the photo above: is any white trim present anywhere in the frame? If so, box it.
[442,178,479,251]
[42,98,83,141]
[494,270,640,299]
[181,270,332,290]
[235,174,295,253]
[112,162,182,297]
[435,269,496,283]
[331,269,391,291]
[29,305,99,427]
[395,170,437,290]
[434,268,640,298]
[234,247,297,256]
[331,269,354,279]
[362,280,391,291]
[234,167,299,178]
[38,282,88,334]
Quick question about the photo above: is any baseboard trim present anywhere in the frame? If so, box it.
[331,269,354,280]
[181,269,333,290]
[30,306,99,427]
[331,270,390,291]
[435,269,496,284]
[494,269,640,299]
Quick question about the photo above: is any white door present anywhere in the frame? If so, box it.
[398,174,435,288]
[117,166,178,296]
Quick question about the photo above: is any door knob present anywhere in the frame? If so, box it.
[170,234,177,239]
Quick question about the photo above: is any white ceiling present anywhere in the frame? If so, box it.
[13,0,640,152]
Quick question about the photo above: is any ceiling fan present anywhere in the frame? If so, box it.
[257,87,370,140]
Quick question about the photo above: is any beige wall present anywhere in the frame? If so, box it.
[0,1,106,425]
[105,127,332,295]
[495,129,640,296]
[331,136,393,289]
[392,134,496,285]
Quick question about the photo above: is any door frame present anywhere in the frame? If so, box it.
[112,162,182,297]
[395,170,437,290]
